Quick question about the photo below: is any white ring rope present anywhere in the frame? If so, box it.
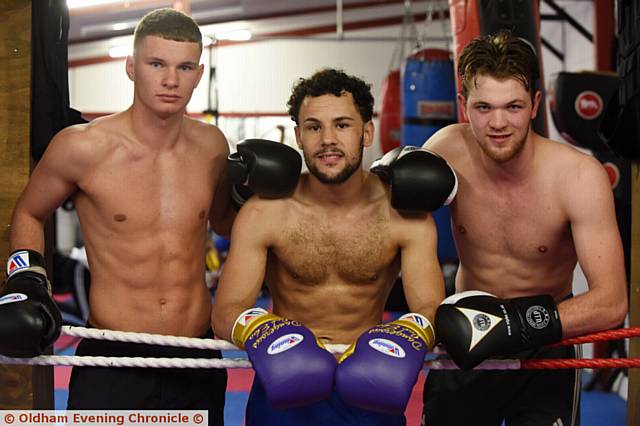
[60,326,349,354]
[0,355,251,369]
[0,354,521,370]
[1,326,522,370]
[61,326,237,351]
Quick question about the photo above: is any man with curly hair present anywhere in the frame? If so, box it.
[213,68,456,425]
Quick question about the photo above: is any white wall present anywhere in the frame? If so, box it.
[68,20,452,161]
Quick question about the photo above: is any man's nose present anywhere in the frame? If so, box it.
[320,126,337,145]
[162,68,179,88]
[489,109,507,129]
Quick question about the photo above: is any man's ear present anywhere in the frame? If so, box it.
[530,90,542,119]
[294,126,302,149]
[125,55,135,81]
[457,93,468,121]
[194,63,205,88]
[363,121,374,148]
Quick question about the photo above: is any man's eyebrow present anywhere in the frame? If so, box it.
[471,99,525,106]
[302,116,356,124]
[146,57,198,67]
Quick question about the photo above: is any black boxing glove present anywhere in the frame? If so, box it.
[0,250,62,357]
[227,139,302,209]
[370,146,457,211]
[435,291,563,369]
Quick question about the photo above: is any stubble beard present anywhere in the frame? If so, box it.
[305,134,365,184]
[480,126,529,163]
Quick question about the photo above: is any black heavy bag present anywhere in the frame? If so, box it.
[32,0,86,161]
[599,0,640,160]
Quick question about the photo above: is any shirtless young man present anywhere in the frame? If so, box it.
[1,9,232,424]
[212,68,456,426]
[421,32,628,426]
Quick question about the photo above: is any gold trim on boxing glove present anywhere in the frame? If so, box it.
[231,307,269,349]
[338,341,357,364]
[395,313,436,350]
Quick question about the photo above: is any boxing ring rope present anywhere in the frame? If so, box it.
[60,325,640,352]
[0,355,251,369]
[1,354,640,370]
[59,326,351,354]
[0,325,639,370]
[60,326,240,351]
[552,327,640,346]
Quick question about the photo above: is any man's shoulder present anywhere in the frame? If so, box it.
[179,118,228,164]
[541,137,603,171]
[184,117,227,145]
[48,120,113,159]
[540,138,609,192]
[234,195,294,242]
[423,123,471,160]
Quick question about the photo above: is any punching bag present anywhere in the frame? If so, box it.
[379,69,403,154]
[449,0,548,136]
[402,48,458,264]
[402,48,457,147]
[32,0,86,161]
[599,0,640,160]
[548,71,620,151]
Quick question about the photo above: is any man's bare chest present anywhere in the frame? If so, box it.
[451,182,572,258]
[272,213,398,284]
[77,157,216,230]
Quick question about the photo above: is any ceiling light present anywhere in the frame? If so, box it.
[112,22,131,31]
[67,0,128,9]
[109,44,132,58]
[214,29,251,42]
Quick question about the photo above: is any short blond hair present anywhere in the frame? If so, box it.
[133,8,202,54]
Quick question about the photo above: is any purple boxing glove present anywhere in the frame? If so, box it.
[232,308,337,409]
[336,313,434,414]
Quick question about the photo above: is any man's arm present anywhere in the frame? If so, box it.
[211,198,337,409]
[558,155,628,337]
[211,197,271,340]
[398,212,445,324]
[208,160,235,238]
[207,128,236,238]
[1,126,87,357]
[10,126,88,251]
[334,211,444,414]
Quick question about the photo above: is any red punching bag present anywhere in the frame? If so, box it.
[379,69,402,154]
